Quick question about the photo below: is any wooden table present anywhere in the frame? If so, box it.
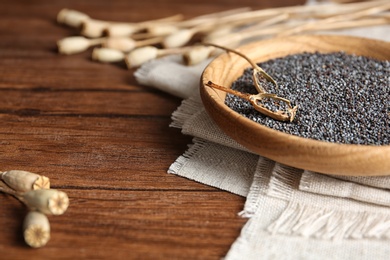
[0,0,303,258]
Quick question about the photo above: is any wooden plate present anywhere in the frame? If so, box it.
[200,35,390,176]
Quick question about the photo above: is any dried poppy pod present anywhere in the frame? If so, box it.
[104,23,141,37]
[1,170,50,192]
[80,19,109,38]
[103,36,162,52]
[183,45,214,66]
[125,45,192,68]
[145,24,179,37]
[57,8,90,28]
[162,29,195,49]
[23,211,51,248]
[125,46,159,68]
[203,42,277,92]
[79,13,184,38]
[105,14,183,37]
[21,189,69,215]
[92,48,125,63]
[57,36,104,55]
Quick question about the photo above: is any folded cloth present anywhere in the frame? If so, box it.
[300,171,390,207]
[168,137,257,197]
[168,97,390,259]
[135,10,390,259]
[226,159,390,260]
[135,55,211,99]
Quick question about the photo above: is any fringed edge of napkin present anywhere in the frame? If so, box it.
[167,138,254,196]
[170,97,202,129]
[267,201,390,241]
[264,163,390,241]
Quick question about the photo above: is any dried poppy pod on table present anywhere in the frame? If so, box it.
[92,48,125,63]
[57,8,90,28]
[104,14,183,37]
[1,170,69,248]
[57,35,163,55]
[20,189,70,215]
[23,211,51,248]
[1,170,50,192]
[57,36,105,55]
[124,46,190,68]
[102,36,163,52]
[124,45,214,68]
[80,14,183,38]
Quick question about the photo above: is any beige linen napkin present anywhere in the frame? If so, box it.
[169,97,390,259]
[135,9,390,259]
[167,97,390,259]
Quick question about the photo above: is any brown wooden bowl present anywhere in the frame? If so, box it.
[200,35,390,176]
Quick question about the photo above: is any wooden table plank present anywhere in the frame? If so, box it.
[0,0,304,259]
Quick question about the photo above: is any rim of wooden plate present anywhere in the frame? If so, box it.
[200,34,390,176]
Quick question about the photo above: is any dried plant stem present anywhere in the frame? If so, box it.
[202,42,277,92]
[105,14,184,37]
[242,13,290,32]
[202,22,299,47]
[205,11,388,49]
[163,22,222,48]
[280,3,390,36]
[212,0,387,25]
[0,181,19,196]
[206,81,250,100]
[177,7,252,28]
[163,7,285,48]
[308,17,390,32]
[104,36,163,52]
[205,81,297,122]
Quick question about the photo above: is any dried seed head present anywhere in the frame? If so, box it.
[203,25,235,42]
[183,46,213,66]
[80,19,108,38]
[102,37,137,52]
[146,24,179,36]
[57,36,92,55]
[162,29,194,48]
[22,189,69,215]
[23,211,50,248]
[57,8,90,28]
[105,23,139,37]
[125,46,159,68]
[1,170,50,192]
[33,176,50,190]
[92,48,125,63]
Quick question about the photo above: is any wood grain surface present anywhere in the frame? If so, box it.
[0,0,303,259]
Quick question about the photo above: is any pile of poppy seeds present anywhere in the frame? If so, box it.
[226,52,389,145]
